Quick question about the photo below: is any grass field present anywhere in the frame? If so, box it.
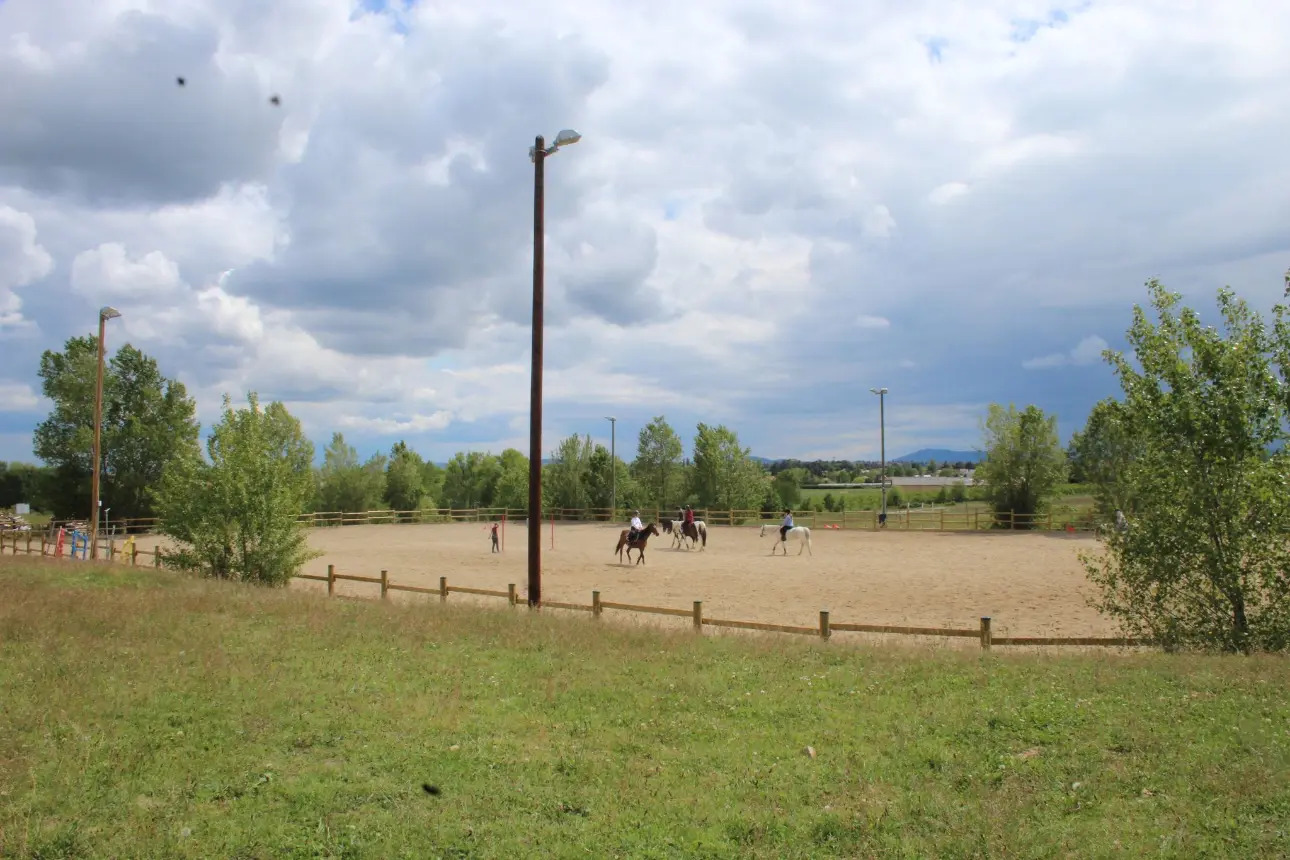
[3,558,1289,858]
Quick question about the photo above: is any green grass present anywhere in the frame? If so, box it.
[3,558,1289,858]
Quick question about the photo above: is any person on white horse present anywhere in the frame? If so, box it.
[628,510,644,544]
[779,509,794,544]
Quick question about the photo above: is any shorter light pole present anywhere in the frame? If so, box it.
[605,416,616,519]
[870,387,888,526]
[90,305,122,558]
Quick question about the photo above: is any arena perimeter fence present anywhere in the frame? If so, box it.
[2,529,1149,651]
[38,505,1102,538]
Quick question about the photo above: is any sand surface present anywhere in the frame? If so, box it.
[201,521,1122,642]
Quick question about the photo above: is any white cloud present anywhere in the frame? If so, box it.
[0,205,53,330]
[1,0,1288,463]
[70,243,183,300]
[0,382,42,411]
[1023,335,1110,370]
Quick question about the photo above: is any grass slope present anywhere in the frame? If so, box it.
[2,558,1288,858]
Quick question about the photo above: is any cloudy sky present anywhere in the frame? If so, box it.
[1,0,1287,465]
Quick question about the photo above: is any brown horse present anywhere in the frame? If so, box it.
[614,522,660,565]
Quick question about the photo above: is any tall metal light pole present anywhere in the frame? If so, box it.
[870,387,888,526]
[527,129,582,608]
[90,306,122,558]
[605,416,616,519]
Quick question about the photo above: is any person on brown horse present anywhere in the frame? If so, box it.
[615,519,660,565]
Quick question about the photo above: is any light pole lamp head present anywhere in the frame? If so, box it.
[605,416,616,423]
[100,306,121,321]
[533,128,583,161]
[870,386,887,395]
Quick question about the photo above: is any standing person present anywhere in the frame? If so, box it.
[489,521,500,553]
[780,509,794,543]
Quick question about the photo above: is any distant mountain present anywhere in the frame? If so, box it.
[892,448,981,464]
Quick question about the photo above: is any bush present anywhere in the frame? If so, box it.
[156,393,320,586]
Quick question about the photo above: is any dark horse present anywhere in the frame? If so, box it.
[614,522,660,565]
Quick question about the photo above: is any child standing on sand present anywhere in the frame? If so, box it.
[490,522,500,553]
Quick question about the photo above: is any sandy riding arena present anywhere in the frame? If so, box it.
[281,522,1115,641]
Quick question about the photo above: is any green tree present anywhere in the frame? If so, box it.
[1069,398,1143,522]
[632,416,685,508]
[420,460,446,505]
[691,423,765,512]
[317,433,385,513]
[547,434,595,511]
[384,441,426,516]
[975,403,1067,528]
[1082,276,1290,653]
[491,449,529,511]
[585,444,639,517]
[155,393,318,585]
[773,470,802,508]
[32,336,200,519]
[441,451,499,508]
[0,462,49,510]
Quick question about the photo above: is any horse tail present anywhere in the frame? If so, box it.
[701,524,707,547]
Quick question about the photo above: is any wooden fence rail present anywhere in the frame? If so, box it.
[1,532,1150,650]
[41,505,1103,537]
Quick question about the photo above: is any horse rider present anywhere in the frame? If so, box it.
[780,509,793,543]
[683,504,697,539]
[628,510,644,543]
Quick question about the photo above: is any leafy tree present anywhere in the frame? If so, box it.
[1081,276,1290,653]
[1069,398,1143,522]
[441,451,499,508]
[32,336,199,519]
[420,460,445,505]
[773,470,802,508]
[155,393,318,585]
[317,433,386,513]
[975,403,1067,528]
[691,423,765,512]
[0,462,48,509]
[584,443,639,516]
[384,441,426,515]
[491,449,529,511]
[632,416,685,508]
[547,434,595,511]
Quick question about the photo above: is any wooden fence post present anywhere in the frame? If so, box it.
[25,533,32,555]
[380,570,389,600]
[940,508,945,531]
[439,576,448,604]
[980,616,992,651]
[327,564,336,596]
[108,539,116,562]
[592,590,602,619]
[40,534,46,556]
[131,543,139,566]
[508,583,517,606]
[819,610,831,640]
[692,600,703,632]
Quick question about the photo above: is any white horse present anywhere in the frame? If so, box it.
[665,517,707,550]
[760,523,813,556]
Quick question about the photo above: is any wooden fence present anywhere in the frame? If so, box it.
[0,531,1150,650]
[44,505,1101,537]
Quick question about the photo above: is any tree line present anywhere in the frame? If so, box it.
[10,269,1290,651]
